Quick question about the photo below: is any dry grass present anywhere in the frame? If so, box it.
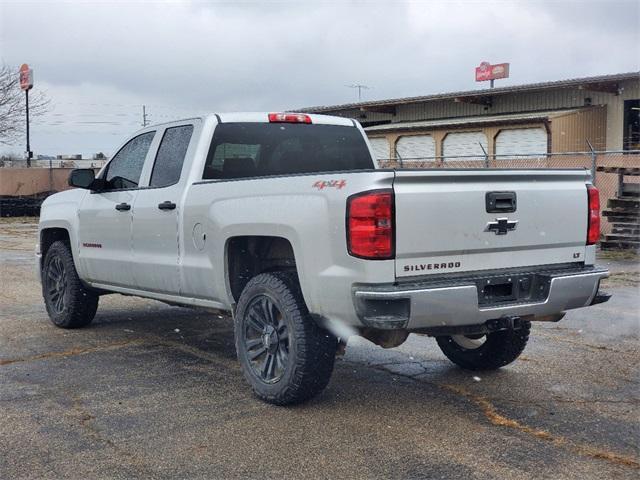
[0,216,39,224]
[600,271,640,288]
[598,249,640,262]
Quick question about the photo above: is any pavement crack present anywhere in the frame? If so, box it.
[69,396,156,476]
[441,383,640,469]
[346,358,640,470]
[146,336,241,374]
[154,338,229,363]
[368,359,428,369]
[0,335,236,375]
[0,339,148,366]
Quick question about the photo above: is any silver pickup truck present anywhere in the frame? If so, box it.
[37,112,610,404]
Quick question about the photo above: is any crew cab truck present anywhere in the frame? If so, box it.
[37,112,610,405]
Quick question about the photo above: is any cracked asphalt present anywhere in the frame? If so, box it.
[1,218,639,479]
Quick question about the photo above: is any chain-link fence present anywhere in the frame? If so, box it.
[1,149,639,242]
[379,150,640,239]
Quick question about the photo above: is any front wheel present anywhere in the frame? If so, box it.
[42,241,99,328]
[234,272,338,405]
[435,321,531,370]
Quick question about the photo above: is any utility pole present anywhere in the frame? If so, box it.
[345,84,371,101]
[142,105,148,127]
[19,64,34,166]
[25,88,31,167]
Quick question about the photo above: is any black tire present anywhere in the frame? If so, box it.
[42,240,99,329]
[234,271,338,405]
[435,321,531,371]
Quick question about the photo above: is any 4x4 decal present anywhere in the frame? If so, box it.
[313,180,346,190]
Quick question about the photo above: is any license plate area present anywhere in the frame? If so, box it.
[475,273,551,306]
[484,281,514,300]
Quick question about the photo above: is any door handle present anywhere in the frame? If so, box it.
[158,200,176,211]
[115,202,131,211]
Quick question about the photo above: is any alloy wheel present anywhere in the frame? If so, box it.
[243,295,290,383]
[46,256,67,314]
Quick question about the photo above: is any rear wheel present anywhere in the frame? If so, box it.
[42,241,99,328]
[435,322,530,370]
[234,272,337,405]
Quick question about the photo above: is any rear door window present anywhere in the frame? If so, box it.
[202,123,373,179]
[204,143,261,179]
[103,131,155,190]
[149,125,194,187]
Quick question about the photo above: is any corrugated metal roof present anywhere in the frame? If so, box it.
[364,109,583,133]
[300,72,639,113]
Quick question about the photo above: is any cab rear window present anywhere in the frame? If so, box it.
[203,123,374,179]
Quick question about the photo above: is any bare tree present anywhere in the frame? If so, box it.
[0,63,50,146]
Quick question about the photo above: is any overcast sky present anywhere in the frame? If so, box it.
[1,0,638,157]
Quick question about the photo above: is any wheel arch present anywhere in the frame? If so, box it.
[39,226,72,272]
[225,235,300,305]
[41,227,71,252]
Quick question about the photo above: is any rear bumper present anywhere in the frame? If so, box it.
[353,265,609,331]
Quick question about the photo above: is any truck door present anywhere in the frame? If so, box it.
[77,131,156,287]
[131,124,195,295]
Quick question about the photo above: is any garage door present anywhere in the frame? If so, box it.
[495,128,547,156]
[396,135,436,161]
[443,132,488,162]
[368,137,390,161]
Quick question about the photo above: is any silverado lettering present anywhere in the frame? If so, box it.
[404,262,461,272]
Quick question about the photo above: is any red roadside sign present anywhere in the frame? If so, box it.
[475,62,509,82]
[19,64,33,91]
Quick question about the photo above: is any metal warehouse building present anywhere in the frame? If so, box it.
[301,72,640,163]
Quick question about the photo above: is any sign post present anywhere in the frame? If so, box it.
[19,64,34,167]
[475,61,509,88]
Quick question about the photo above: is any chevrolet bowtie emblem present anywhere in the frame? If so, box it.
[486,217,518,235]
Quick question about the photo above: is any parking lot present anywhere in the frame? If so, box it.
[0,218,638,479]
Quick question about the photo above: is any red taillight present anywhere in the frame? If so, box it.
[587,184,600,245]
[268,112,312,124]
[347,190,394,259]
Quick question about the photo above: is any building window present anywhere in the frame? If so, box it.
[396,135,436,161]
[442,131,488,162]
[495,127,548,158]
[623,100,640,151]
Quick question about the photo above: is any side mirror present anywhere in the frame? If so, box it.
[68,169,96,189]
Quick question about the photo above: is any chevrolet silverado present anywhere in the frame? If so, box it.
[37,112,610,404]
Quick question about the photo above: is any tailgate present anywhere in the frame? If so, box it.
[393,169,590,278]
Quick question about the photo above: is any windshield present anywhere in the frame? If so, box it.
[202,122,374,179]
